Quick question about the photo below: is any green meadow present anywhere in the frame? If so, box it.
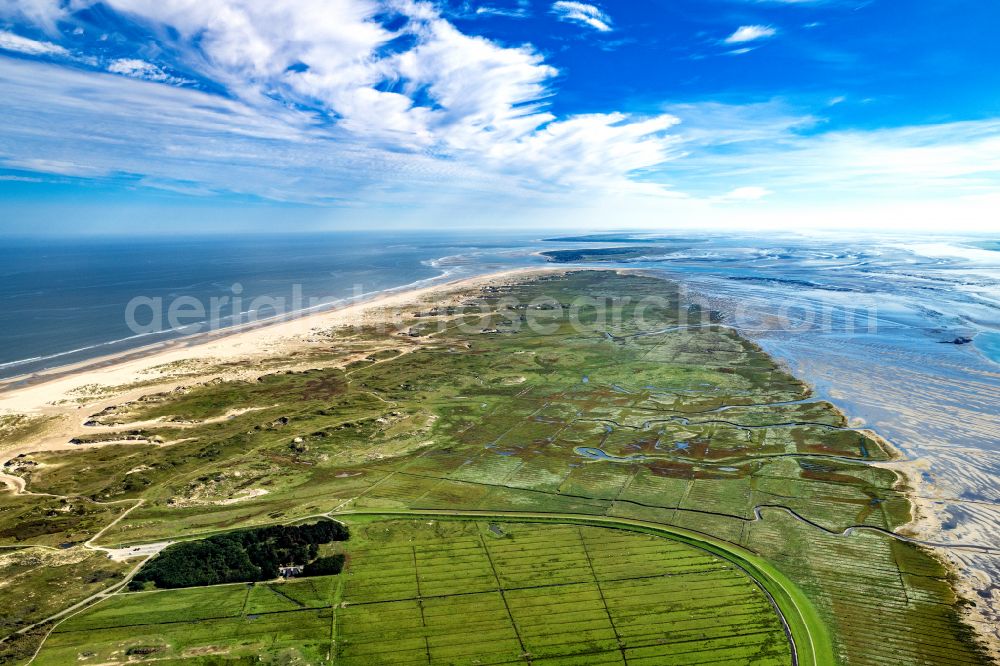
[2,271,990,664]
[36,519,791,665]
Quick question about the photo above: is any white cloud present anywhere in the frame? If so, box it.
[66,0,554,155]
[475,7,525,17]
[0,29,68,56]
[0,48,679,205]
[107,58,187,84]
[0,0,66,32]
[0,0,681,202]
[550,1,612,32]
[661,102,1000,200]
[719,186,772,201]
[724,25,777,44]
[386,14,558,149]
[0,174,45,182]
[776,121,1000,189]
[665,101,818,146]
[474,1,530,18]
[0,55,453,200]
[484,112,683,192]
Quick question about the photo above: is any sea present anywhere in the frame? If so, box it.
[1,229,998,615]
[0,231,544,378]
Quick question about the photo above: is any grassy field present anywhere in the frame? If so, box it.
[0,546,132,663]
[35,518,792,665]
[2,271,991,664]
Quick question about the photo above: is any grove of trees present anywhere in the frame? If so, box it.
[130,520,349,590]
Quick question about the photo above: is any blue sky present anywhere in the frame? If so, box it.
[0,0,998,233]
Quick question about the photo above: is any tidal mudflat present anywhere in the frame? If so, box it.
[541,234,1000,647]
[0,270,991,664]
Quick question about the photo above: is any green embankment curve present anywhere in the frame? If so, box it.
[334,508,835,666]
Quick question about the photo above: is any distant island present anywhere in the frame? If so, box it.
[540,247,659,262]
[542,234,659,243]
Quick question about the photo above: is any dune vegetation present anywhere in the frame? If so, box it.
[1,271,990,664]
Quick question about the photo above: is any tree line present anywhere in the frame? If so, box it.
[129,520,349,590]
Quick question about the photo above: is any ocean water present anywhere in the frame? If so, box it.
[978,331,1000,365]
[0,232,547,379]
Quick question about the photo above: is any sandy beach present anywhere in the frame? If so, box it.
[0,267,564,466]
